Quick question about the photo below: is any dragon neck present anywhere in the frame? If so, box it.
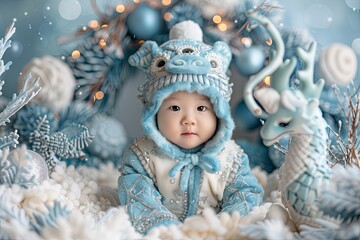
[279,109,329,190]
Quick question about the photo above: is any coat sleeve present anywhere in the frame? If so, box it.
[219,151,264,216]
[118,147,181,234]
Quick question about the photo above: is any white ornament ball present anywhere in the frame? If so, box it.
[8,149,49,186]
[18,55,77,112]
[319,43,358,86]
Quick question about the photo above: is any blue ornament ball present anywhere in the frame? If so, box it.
[86,114,128,159]
[233,100,261,131]
[126,4,162,40]
[235,46,266,76]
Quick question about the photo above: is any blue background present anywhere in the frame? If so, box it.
[1,0,359,139]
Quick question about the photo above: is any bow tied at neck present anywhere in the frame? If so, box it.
[188,154,198,167]
[168,153,220,192]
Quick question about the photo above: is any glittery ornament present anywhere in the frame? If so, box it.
[7,149,49,186]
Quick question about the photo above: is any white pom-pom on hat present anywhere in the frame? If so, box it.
[169,20,203,42]
[319,43,358,86]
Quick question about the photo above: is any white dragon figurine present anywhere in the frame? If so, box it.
[243,12,340,229]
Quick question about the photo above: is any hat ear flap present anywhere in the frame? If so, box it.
[128,41,160,70]
[213,41,232,71]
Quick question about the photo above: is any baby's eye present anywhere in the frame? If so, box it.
[197,106,207,112]
[169,105,180,111]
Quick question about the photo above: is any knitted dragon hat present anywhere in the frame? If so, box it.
[129,20,234,161]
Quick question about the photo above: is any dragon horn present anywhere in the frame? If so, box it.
[296,42,325,100]
[243,11,285,116]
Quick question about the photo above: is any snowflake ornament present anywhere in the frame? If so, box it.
[14,104,59,142]
[28,115,93,172]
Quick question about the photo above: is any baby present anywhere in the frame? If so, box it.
[118,21,263,234]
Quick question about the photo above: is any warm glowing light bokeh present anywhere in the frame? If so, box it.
[71,50,81,59]
[88,20,99,29]
[162,0,171,6]
[98,39,107,48]
[266,38,273,46]
[264,76,271,86]
[164,12,173,21]
[213,15,222,24]
[218,23,228,32]
[116,4,126,13]
[241,37,252,47]
[95,91,104,100]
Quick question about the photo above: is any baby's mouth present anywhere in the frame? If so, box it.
[181,132,197,136]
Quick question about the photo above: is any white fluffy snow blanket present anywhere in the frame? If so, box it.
[1,162,293,239]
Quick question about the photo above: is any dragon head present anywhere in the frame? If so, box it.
[254,42,325,146]
[241,12,325,147]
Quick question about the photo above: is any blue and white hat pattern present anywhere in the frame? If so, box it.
[128,21,233,104]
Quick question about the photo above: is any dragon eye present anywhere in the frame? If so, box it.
[42,135,50,141]
[182,48,194,54]
[210,60,218,68]
[279,122,290,128]
[157,60,166,67]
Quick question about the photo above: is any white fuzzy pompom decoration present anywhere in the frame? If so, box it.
[169,20,203,41]
[18,55,76,112]
[319,43,358,86]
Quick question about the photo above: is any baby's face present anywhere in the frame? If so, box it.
[157,91,217,149]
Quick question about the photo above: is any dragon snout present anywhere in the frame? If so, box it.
[260,123,282,146]
[165,55,211,75]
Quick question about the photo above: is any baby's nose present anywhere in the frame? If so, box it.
[181,114,196,125]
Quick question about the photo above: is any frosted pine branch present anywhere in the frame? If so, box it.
[0,22,15,77]
[0,73,41,126]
